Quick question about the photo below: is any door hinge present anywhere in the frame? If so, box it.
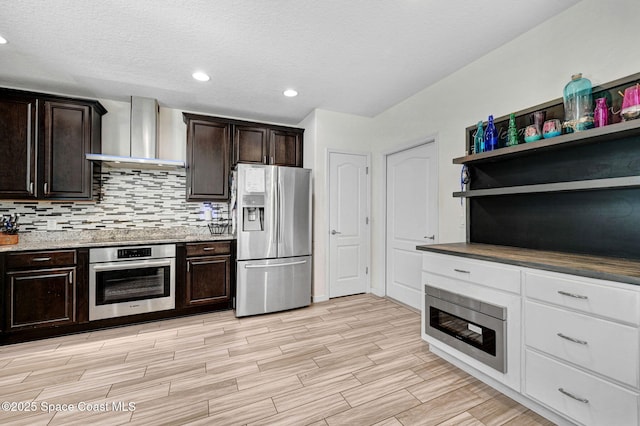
[366,166,369,175]
[366,267,369,275]
[365,217,369,225]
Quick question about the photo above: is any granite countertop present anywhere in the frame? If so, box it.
[417,242,640,286]
[0,227,235,252]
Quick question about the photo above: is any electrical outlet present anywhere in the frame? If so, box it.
[47,219,57,231]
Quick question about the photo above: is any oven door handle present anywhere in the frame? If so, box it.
[92,259,173,271]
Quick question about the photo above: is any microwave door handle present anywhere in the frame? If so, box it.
[92,259,172,271]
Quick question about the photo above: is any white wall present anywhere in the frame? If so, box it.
[308,0,640,298]
[299,109,373,301]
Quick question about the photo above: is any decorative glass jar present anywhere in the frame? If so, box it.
[563,73,594,132]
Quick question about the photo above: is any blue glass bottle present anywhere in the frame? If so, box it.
[474,121,484,154]
[484,115,498,151]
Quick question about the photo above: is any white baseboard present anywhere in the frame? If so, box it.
[370,287,385,297]
[312,294,329,303]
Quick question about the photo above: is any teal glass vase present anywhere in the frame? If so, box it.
[474,121,484,154]
[563,73,594,132]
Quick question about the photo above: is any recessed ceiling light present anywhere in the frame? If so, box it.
[283,89,298,97]
[192,71,210,82]
[0,35,7,45]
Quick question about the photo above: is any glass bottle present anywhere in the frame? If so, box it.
[563,73,594,132]
[484,115,498,151]
[506,113,518,146]
[474,121,484,154]
[593,97,609,127]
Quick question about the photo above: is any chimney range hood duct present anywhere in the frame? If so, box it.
[86,96,185,168]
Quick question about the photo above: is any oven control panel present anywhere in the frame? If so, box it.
[117,247,152,259]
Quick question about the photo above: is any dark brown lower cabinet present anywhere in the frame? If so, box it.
[4,250,77,331]
[7,267,75,330]
[184,242,232,307]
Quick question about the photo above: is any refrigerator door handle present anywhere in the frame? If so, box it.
[244,260,307,269]
[278,178,284,244]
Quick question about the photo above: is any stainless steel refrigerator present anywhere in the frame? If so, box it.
[234,164,312,317]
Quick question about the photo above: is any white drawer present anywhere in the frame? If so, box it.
[525,301,639,388]
[525,270,640,325]
[525,350,639,426]
[422,252,520,294]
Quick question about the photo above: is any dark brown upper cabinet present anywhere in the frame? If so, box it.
[184,113,304,201]
[233,123,303,168]
[269,129,303,167]
[0,88,106,200]
[0,93,37,199]
[233,124,268,165]
[184,114,231,201]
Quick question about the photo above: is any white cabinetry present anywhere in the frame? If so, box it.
[421,252,522,392]
[421,251,640,426]
[523,269,640,426]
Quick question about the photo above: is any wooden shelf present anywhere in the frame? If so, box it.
[454,176,640,198]
[453,119,640,165]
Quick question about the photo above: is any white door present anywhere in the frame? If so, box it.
[328,152,369,298]
[386,142,437,309]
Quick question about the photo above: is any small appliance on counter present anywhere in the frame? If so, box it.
[233,164,312,317]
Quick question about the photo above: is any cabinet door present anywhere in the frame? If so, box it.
[185,255,231,306]
[234,125,268,166]
[7,267,76,330]
[42,100,92,199]
[269,129,303,167]
[186,118,230,201]
[0,94,37,199]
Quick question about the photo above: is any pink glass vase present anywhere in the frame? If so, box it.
[593,97,608,127]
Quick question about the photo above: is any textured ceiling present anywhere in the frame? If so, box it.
[1,0,580,124]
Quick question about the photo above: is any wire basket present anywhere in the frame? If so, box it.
[208,219,229,235]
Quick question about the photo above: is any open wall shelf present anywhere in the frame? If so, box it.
[454,175,640,198]
[454,119,640,165]
[458,71,640,260]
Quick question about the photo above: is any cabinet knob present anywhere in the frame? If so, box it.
[424,235,435,240]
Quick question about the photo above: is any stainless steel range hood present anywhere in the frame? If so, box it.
[86,96,185,168]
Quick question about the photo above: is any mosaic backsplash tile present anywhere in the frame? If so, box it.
[0,167,229,234]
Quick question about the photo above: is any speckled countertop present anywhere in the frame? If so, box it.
[0,227,234,252]
[417,242,640,286]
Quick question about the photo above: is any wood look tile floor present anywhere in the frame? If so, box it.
[0,294,555,426]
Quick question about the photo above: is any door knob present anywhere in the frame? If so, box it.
[424,235,435,240]
[331,230,342,235]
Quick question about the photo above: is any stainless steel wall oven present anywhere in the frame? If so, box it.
[89,244,175,321]
[424,284,507,373]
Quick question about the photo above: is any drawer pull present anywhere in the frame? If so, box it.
[557,290,588,300]
[453,268,470,274]
[202,247,218,251]
[557,332,588,345]
[32,257,52,262]
[558,388,589,404]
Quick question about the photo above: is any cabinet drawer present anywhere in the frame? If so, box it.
[525,349,639,426]
[525,271,640,325]
[6,250,77,269]
[422,252,521,294]
[186,241,231,257]
[525,301,638,387]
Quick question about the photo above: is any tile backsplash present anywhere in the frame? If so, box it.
[0,167,228,233]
